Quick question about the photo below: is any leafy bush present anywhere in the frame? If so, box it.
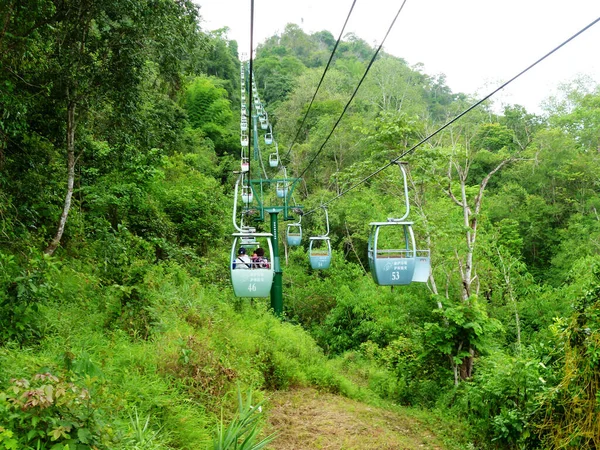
[359,336,447,406]
[316,284,404,354]
[0,372,116,448]
[0,251,58,345]
[453,352,548,448]
[424,295,503,380]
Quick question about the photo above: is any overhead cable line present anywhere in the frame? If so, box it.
[295,0,408,182]
[303,15,600,215]
[281,0,358,162]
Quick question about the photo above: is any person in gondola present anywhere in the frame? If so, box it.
[252,247,269,269]
[234,247,252,269]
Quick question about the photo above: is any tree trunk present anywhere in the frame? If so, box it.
[451,356,459,386]
[459,348,475,380]
[460,176,474,300]
[45,100,76,255]
[497,248,522,353]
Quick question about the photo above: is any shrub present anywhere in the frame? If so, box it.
[0,372,116,448]
[453,352,548,448]
[0,251,58,345]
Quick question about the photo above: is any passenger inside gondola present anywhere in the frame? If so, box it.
[234,247,252,269]
[251,247,269,269]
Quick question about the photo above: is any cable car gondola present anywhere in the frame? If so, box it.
[230,177,274,298]
[260,112,269,130]
[287,215,302,246]
[368,163,430,285]
[260,117,268,130]
[276,181,288,198]
[269,149,279,168]
[241,185,253,204]
[242,152,250,173]
[265,125,273,145]
[231,231,274,297]
[309,206,331,269]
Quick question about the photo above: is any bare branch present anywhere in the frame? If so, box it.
[474,158,512,215]
[454,248,465,280]
[446,159,464,207]
[444,186,464,207]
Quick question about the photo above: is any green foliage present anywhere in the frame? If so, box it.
[317,284,404,354]
[0,372,115,448]
[425,296,503,371]
[359,337,448,406]
[472,123,516,152]
[0,426,18,450]
[212,388,276,450]
[0,251,58,345]
[157,153,227,254]
[253,49,305,106]
[184,76,234,155]
[124,408,166,450]
[533,259,600,449]
[455,352,549,448]
[202,28,240,98]
[548,81,600,152]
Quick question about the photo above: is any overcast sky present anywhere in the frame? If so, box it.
[197,0,600,114]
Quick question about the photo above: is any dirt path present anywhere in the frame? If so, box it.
[264,388,450,450]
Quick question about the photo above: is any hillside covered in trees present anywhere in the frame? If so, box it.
[2,2,600,448]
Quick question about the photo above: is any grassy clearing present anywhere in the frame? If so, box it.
[264,388,469,450]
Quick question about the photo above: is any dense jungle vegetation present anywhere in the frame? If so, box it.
[2,1,600,448]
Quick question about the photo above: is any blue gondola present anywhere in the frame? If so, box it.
[287,215,302,246]
[230,231,274,297]
[368,221,417,285]
[230,176,274,297]
[265,125,273,145]
[276,181,288,198]
[368,163,430,285]
[309,207,331,269]
[309,237,331,269]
